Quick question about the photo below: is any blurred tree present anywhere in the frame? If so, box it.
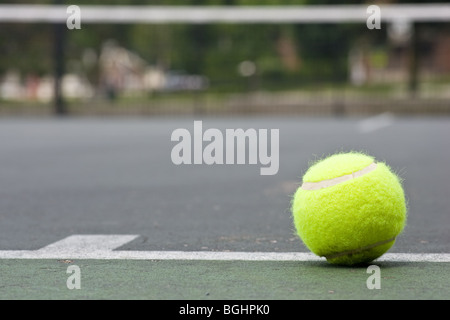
[0,0,442,94]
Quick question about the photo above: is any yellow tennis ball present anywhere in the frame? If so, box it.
[292,152,407,266]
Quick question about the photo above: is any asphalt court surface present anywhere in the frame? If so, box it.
[0,115,449,300]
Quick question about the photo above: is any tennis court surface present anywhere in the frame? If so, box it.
[0,116,448,300]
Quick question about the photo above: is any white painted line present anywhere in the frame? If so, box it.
[376,253,450,263]
[357,112,395,133]
[0,235,449,262]
[37,235,139,254]
[0,235,140,259]
[96,251,324,262]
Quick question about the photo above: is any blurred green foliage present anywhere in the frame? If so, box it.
[0,0,438,91]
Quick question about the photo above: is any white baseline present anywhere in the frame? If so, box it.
[0,235,449,263]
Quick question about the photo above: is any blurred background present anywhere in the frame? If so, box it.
[0,0,449,117]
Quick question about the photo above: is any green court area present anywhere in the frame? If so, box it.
[1,259,449,300]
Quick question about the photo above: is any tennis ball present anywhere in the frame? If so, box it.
[292,152,407,266]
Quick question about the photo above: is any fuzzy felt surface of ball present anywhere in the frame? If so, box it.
[292,152,407,266]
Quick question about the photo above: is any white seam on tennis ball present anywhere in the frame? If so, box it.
[301,162,378,191]
[323,236,396,260]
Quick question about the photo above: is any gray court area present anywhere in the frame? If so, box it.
[0,115,449,299]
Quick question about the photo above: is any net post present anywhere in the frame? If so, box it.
[408,22,419,98]
[53,0,67,116]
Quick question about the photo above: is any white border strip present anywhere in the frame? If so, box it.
[0,235,449,262]
[0,5,450,24]
[1,249,449,263]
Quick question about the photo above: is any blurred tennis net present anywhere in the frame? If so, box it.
[0,4,449,116]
